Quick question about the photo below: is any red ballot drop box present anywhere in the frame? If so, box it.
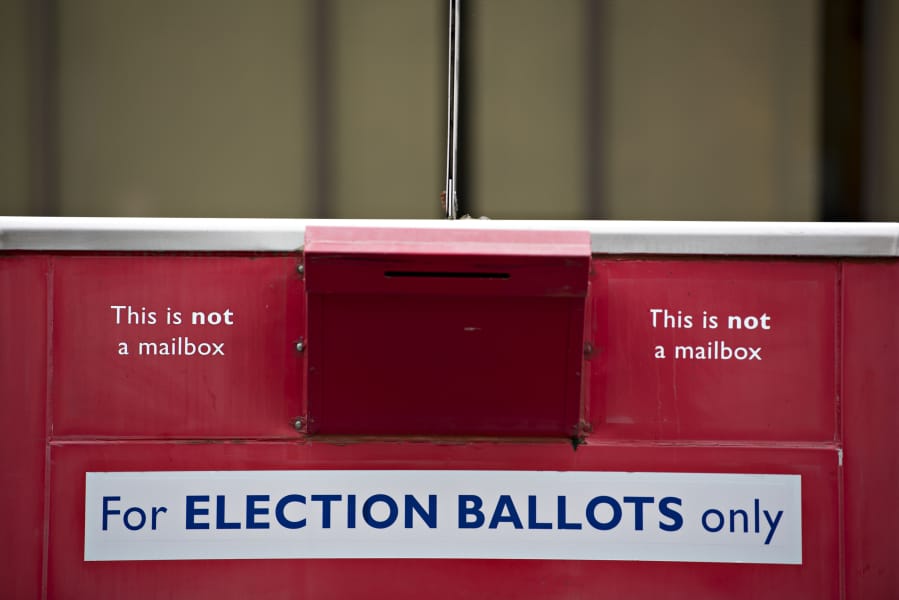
[0,218,897,599]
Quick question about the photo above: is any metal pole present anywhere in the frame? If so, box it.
[444,0,461,219]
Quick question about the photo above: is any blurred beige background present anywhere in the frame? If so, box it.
[1,0,897,220]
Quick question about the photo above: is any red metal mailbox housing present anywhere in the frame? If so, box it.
[0,218,897,599]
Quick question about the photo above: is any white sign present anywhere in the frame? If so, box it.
[84,470,801,564]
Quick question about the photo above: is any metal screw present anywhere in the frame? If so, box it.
[293,417,304,431]
[295,339,305,352]
[297,264,304,275]
[583,342,594,358]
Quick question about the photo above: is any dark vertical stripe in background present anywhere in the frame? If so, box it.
[312,0,332,218]
[584,0,604,220]
[820,0,865,221]
[27,0,59,216]
[862,0,884,220]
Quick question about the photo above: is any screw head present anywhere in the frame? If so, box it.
[293,417,304,431]
[297,264,304,275]
[295,339,305,352]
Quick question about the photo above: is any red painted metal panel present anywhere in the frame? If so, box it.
[842,260,899,599]
[49,441,838,599]
[590,260,838,441]
[51,255,304,438]
[304,227,590,436]
[304,227,591,298]
[3,243,878,599]
[308,294,584,436]
[0,255,48,598]
[304,226,592,258]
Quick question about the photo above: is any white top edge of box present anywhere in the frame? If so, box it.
[0,217,897,257]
